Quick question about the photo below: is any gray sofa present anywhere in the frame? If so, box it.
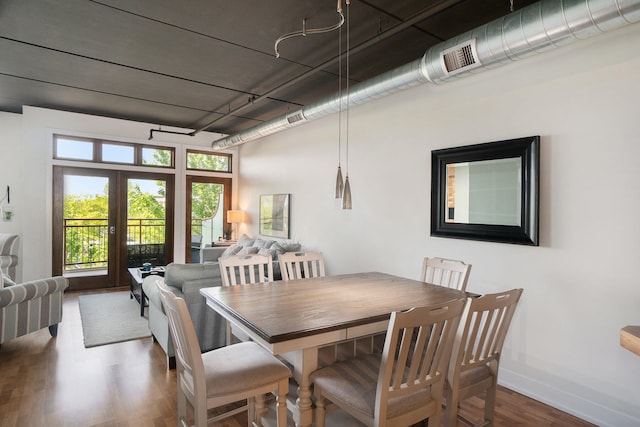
[146,235,303,369]
[142,262,227,370]
[200,234,302,279]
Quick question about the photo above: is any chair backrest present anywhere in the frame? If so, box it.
[157,283,206,407]
[278,251,326,280]
[375,299,466,422]
[448,288,523,382]
[219,254,274,286]
[420,257,471,291]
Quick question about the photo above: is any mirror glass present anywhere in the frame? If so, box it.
[431,136,539,246]
[445,157,522,226]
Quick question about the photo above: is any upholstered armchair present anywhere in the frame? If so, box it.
[0,276,69,345]
[142,262,226,369]
[0,233,19,281]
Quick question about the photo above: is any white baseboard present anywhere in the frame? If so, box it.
[499,367,640,427]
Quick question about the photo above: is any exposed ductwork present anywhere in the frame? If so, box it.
[211,0,640,149]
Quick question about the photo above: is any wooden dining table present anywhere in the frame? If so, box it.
[200,271,466,427]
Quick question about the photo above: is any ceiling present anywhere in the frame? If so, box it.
[0,0,538,139]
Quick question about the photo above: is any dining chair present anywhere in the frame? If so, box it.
[444,288,523,427]
[278,251,326,280]
[310,299,466,427]
[219,254,274,344]
[219,254,274,286]
[157,283,291,427]
[421,257,472,291]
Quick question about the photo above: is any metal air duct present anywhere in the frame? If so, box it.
[212,0,640,149]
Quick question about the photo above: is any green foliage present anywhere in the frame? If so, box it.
[191,182,223,220]
[63,180,168,270]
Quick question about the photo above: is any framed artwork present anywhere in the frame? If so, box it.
[259,194,290,238]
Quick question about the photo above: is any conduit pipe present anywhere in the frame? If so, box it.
[212,0,640,149]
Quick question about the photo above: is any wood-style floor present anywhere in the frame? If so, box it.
[0,289,595,427]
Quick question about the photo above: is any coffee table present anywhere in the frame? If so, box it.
[127,267,164,316]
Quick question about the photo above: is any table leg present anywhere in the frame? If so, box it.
[284,347,318,427]
[140,287,146,317]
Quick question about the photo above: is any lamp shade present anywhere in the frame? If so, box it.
[227,210,246,223]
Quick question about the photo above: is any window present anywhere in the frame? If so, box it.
[187,150,231,172]
[53,135,175,168]
[103,143,134,164]
[55,137,94,161]
[142,147,173,167]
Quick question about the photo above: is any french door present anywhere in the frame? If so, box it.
[53,166,174,291]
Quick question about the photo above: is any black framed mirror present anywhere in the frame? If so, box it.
[431,136,539,245]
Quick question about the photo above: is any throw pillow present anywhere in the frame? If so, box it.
[252,238,275,249]
[237,246,259,256]
[273,241,302,254]
[258,247,278,260]
[236,234,255,247]
[221,244,242,258]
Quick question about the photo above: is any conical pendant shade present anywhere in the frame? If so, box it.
[342,175,352,209]
[335,165,344,198]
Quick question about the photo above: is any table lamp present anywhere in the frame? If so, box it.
[227,210,246,240]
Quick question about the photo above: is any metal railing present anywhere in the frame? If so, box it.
[63,218,169,271]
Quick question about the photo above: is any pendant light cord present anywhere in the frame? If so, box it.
[338,12,343,166]
[345,0,350,176]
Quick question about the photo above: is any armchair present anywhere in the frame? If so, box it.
[142,262,227,370]
[0,276,69,345]
[0,233,19,281]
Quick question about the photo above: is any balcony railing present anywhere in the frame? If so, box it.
[64,218,174,272]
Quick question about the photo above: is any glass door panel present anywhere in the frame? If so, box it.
[118,172,174,286]
[186,176,231,263]
[126,178,167,268]
[53,167,116,290]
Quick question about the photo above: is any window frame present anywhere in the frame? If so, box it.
[186,149,232,173]
[53,134,176,168]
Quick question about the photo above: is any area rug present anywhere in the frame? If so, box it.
[78,291,151,348]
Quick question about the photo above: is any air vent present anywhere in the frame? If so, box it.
[286,112,306,124]
[441,39,481,75]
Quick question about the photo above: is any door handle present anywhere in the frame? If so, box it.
[110,226,116,235]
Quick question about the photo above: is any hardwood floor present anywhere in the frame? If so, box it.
[0,290,595,427]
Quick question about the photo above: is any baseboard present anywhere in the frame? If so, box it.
[499,367,640,427]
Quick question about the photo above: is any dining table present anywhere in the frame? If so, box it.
[200,271,467,427]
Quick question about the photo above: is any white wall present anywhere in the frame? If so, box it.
[0,107,234,281]
[0,112,24,281]
[236,25,640,426]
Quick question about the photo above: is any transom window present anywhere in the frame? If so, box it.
[54,135,175,168]
[186,149,231,172]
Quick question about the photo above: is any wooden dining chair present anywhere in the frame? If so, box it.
[444,288,523,427]
[311,299,466,427]
[219,254,274,286]
[157,283,291,427]
[278,251,326,280]
[421,257,472,291]
[219,254,274,344]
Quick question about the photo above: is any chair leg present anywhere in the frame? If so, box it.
[48,324,59,337]
[315,388,326,427]
[248,396,256,426]
[276,380,288,427]
[444,389,459,427]
[255,394,265,426]
[176,388,188,427]
[484,382,498,426]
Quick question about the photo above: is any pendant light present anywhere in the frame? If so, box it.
[342,0,352,210]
